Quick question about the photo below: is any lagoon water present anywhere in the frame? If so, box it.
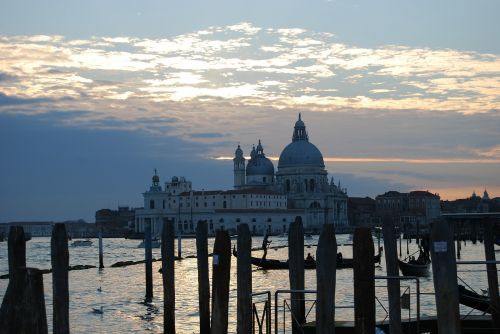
[0,234,494,333]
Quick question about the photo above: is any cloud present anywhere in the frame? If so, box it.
[0,92,53,106]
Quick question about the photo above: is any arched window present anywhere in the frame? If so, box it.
[223,201,227,208]
[286,179,290,192]
[149,200,155,209]
[304,179,308,191]
[309,179,315,191]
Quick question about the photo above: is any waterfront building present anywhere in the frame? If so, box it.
[441,189,498,213]
[375,190,441,227]
[135,115,348,236]
[95,206,136,237]
[348,197,376,227]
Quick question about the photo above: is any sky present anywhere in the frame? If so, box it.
[0,0,499,222]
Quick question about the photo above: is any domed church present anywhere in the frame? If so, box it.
[232,114,348,227]
[135,114,348,237]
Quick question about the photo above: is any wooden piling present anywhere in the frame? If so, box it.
[0,267,48,334]
[98,224,104,269]
[51,223,69,334]
[196,220,210,334]
[382,216,402,334]
[288,216,305,333]
[353,227,375,334]
[211,229,231,334]
[430,219,461,333]
[7,226,26,281]
[177,232,182,259]
[316,223,337,334]
[161,219,176,333]
[483,218,500,328]
[237,223,252,334]
[144,218,153,302]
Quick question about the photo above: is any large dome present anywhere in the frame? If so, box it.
[278,140,324,168]
[278,114,325,169]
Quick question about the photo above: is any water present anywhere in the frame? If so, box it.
[0,235,494,333]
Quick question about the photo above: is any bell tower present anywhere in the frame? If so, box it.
[233,144,246,188]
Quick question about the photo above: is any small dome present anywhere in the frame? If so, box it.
[246,140,274,175]
[246,156,274,175]
[278,140,324,168]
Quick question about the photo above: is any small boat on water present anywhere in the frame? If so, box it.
[398,247,431,276]
[458,285,491,313]
[232,246,381,270]
[398,259,430,276]
[137,239,161,248]
[71,239,93,247]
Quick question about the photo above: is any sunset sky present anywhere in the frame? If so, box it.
[1,0,499,222]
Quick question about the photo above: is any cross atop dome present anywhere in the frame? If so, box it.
[292,113,308,141]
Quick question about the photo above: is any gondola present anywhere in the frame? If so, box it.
[232,247,381,270]
[397,259,430,276]
[458,285,491,313]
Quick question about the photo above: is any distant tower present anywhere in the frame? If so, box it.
[233,144,246,188]
[150,168,162,192]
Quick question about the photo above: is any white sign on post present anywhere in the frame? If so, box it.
[433,241,447,253]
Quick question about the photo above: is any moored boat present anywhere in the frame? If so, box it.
[397,259,430,276]
[458,285,491,313]
[71,239,93,247]
[137,239,161,248]
[233,246,381,270]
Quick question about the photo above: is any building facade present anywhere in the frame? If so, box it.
[375,190,441,227]
[135,115,348,236]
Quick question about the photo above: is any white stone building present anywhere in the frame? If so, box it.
[135,115,348,236]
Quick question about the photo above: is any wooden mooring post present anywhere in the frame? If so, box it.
[98,224,104,269]
[316,223,337,334]
[353,227,375,334]
[161,219,176,333]
[7,226,26,281]
[288,216,305,333]
[51,223,70,334]
[430,219,461,333]
[144,218,153,302]
[382,216,402,334]
[483,218,500,328]
[237,223,252,334]
[211,229,231,333]
[0,267,48,334]
[196,220,210,334]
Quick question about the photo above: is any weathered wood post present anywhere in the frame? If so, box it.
[483,218,500,328]
[211,229,231,333]
[382,216,402,334]
[144,218,153,302]
[161,219,175,333]
[8,226,26,280]
[288,216,305,333]
[237,223,252,334]
[0,267,48,334]
[316,223,337,334]
[51,223,69,334]
[196,220,210,334]
[456,222,461,259]
[177,231,182,259]
[430,218,461,333]
[353,227,375,334]
[98,223,104,269]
